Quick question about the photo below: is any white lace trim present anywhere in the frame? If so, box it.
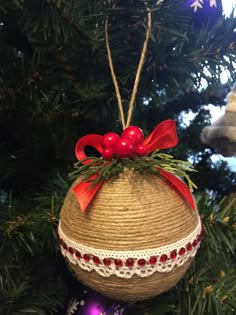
[58,217,202,279]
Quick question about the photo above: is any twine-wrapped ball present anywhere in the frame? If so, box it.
[58,169,202,302]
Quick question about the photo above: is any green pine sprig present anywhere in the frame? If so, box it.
[69,150,197,191]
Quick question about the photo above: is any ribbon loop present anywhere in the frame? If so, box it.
[75,134,103,165]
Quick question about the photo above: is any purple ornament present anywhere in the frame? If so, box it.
[183,0,223,28]
[67,290,124,315]
[186,0,218,12]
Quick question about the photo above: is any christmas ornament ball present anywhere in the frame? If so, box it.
[66,289,124,315]
[184,0,223,29]
[58,169,202,302]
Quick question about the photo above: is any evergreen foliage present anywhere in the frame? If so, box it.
[0,0,235,314]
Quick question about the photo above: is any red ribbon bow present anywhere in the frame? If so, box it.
[73,120,195,212]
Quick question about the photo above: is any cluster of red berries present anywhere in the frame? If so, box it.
[101,126,148,160]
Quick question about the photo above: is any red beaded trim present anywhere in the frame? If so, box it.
[57,224,203,268]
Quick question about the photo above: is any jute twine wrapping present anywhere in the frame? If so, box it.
[60,169,199,301]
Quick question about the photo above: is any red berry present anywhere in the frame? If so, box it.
[122,126,144,145]
[113,137,136,159]
[102,132,120,148]
[102,147,114,160]
[136,144,148,156]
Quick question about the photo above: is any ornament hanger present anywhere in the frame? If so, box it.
[105,9,152,130]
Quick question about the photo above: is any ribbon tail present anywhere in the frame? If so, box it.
[143,120,178,154]
[73,175,105,213]
[158,168,196,211]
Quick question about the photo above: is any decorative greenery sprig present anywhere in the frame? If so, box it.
[69,150,197,191]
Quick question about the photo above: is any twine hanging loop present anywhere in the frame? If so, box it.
[105,9,152,129]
